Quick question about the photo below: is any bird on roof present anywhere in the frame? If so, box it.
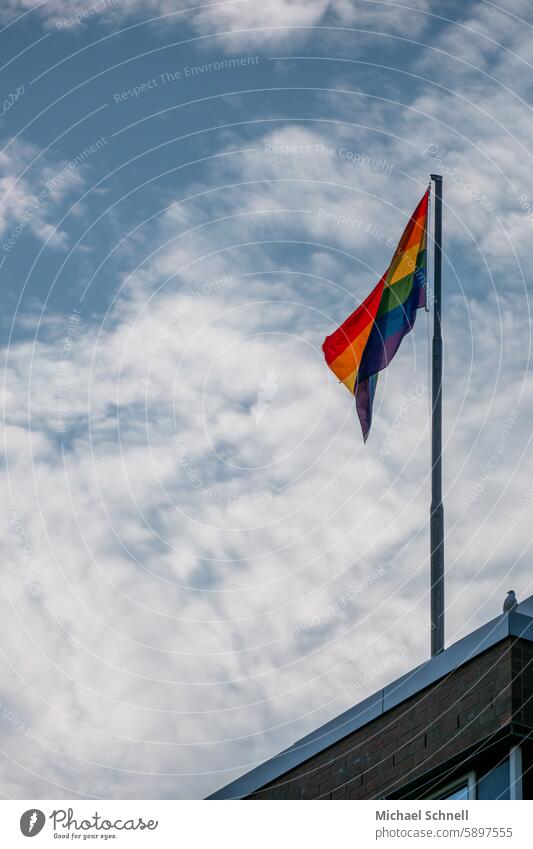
[503,590,518,613]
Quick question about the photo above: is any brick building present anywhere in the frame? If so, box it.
[209,596,533,800]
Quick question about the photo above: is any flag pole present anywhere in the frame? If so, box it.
[430,173,444,656]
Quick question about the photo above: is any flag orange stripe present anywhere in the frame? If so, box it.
[395,193,429,254]
[329,318,375,383]
[322,278,384,367]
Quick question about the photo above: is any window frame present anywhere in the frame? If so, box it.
[425,771,476,801]
[509,745,522,800]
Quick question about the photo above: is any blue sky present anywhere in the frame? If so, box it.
[1,0,533,799]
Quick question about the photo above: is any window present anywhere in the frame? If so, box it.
[426,772,476,800]
[441,784,469,800]
[477,759,510,800]
[405,746,523,800]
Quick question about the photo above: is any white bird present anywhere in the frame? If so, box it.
[503,590,518,613]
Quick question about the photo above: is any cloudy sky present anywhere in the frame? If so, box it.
[1,0,533,799]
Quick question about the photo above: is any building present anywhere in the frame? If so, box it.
[208,596,533,799]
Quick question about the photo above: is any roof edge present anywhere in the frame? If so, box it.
[207,605,533,799]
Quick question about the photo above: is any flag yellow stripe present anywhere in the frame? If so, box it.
[329,320,375,389]
[386,242,420,287]
[341,367,358,393]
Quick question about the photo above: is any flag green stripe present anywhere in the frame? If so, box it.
[377,248,426,317]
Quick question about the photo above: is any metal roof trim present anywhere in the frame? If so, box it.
[208,604,533,799]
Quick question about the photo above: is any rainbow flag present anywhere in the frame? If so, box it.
[322,188,429,441]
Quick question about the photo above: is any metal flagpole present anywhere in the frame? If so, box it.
[430,173,444,656]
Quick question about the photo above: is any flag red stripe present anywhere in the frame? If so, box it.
[322,277,384,367]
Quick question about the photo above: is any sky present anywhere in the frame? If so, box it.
[1,0,533,800]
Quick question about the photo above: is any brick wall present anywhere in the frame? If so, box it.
[248,638,520,799]
[512,639,533,728]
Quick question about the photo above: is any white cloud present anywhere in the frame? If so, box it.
[4,0,431,43]
[3,0,533,798]
[3,108,533,798]
[0,137,92,251]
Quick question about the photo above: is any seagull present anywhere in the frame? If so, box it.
[503,590,518,613]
